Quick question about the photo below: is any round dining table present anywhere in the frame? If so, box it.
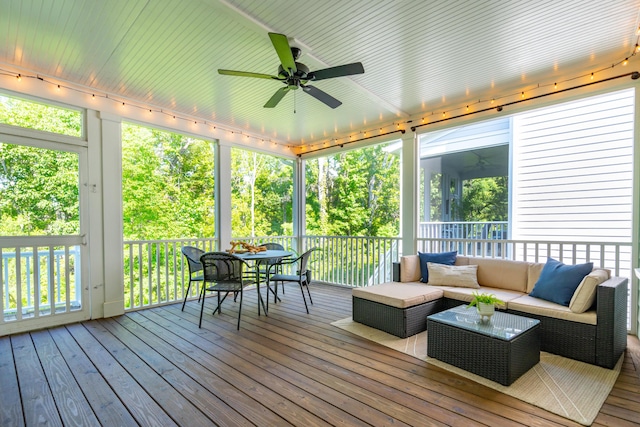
[233,249,294,315]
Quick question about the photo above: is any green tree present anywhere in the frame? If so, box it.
[0,96,81,236]
[230,148,293,237]
[121,123,215,240]
[306,142,400,237]
[460,176,508,221]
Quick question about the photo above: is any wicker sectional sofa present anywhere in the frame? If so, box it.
[352,255,628,369]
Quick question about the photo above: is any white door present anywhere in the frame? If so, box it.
[0,131,90,335]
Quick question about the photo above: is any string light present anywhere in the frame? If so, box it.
[2,23,638,157]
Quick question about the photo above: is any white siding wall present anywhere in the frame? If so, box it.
[512,89,635,242]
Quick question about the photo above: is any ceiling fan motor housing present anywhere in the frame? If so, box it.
[278,62,310,89]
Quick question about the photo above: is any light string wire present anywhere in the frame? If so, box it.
[2,33,640,155]
[302,34,640,153]
[0,69,289,150]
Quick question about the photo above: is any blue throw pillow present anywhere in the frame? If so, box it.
[529,257,593,306]
[418,251,457,283]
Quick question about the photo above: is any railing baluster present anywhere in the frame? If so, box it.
[64,245,71,313]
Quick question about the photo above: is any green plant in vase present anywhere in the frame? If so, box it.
[467,291,505,321]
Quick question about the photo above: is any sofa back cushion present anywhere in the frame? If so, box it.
[400,255,421,282]
[527,262,545,293]
[464,257,530,292]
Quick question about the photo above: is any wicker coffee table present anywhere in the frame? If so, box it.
[427,305,540,385]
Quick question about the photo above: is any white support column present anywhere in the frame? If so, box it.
[99,112,125,317]
[86,109,105,318]
[401,132,418,256]
[632,88,640,337]
[216,141,233,249]
[292,156,305,253]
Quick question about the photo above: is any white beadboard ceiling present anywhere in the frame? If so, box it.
[1,0,640,149]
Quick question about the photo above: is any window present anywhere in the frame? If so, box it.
[305,142,400,237]
[0,93,82,137]
[231,148,293,237]
[121,123,215,240]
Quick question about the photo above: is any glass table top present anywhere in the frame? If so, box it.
[427,305,540,341]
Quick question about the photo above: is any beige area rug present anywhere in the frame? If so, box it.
[332,317,623,426]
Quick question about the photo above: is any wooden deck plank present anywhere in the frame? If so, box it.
[65,323,179,427]
[202,297,574,427]
[139,307,376,426]
[0,336,25,427]
[30,330,101,427]
[11,333,63,427]
[102,315,288,427]
[46,326,138,427]
[81,319,216,427]
[1,284,639,427]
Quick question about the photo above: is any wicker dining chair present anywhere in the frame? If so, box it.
[180,246,205,311]
[268,248,317,313]
[199,251,253,330]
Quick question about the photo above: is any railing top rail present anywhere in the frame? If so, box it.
[419,221,509,225]
[0,235,81,247]
[417,237,632,246]
[124,237,218,245]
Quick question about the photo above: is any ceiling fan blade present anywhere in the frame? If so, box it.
[218,69,281,80]
[302,85,342,109]
[268,32,297,76]
[264,87,289,108]
[309,62,364,81]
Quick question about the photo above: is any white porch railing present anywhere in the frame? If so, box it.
[417,237,632,277]
[1,237,82,322]
[303,235,402,287]
[419,221,508,240]
[123,238,218,311]
[122,234,633,324]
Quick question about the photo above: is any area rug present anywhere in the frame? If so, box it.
[332,317,622,426]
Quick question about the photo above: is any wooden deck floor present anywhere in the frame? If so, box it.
[1,283,639,426]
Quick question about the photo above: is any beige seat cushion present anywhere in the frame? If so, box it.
[352,282,443,309]
[507,295,597,325]
[442,286,524,305]
[400,255,421,282]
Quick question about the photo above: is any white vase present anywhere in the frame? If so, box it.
[477,302,495,321]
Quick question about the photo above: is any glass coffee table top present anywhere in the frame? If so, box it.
[427,305,540,341]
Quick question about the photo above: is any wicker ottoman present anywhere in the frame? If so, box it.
[427,305,540,386]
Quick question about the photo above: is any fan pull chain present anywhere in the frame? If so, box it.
[294,90,297,114]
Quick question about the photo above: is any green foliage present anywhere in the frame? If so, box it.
[121,123,215,240]
[230,148,293,237]
[0,143,80,235]
[306,143,400,237]
[460,176,508,221]
[0,95,82,137]
[467,291,505,308]
[0,95,82,236]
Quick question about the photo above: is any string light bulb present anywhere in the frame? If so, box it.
[591,72,594,80]
[521,91,525,98]
[16,74,21,81]
[623,58,629,66]
[554,82,558,89]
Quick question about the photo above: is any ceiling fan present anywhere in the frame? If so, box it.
[218,32,364,109]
